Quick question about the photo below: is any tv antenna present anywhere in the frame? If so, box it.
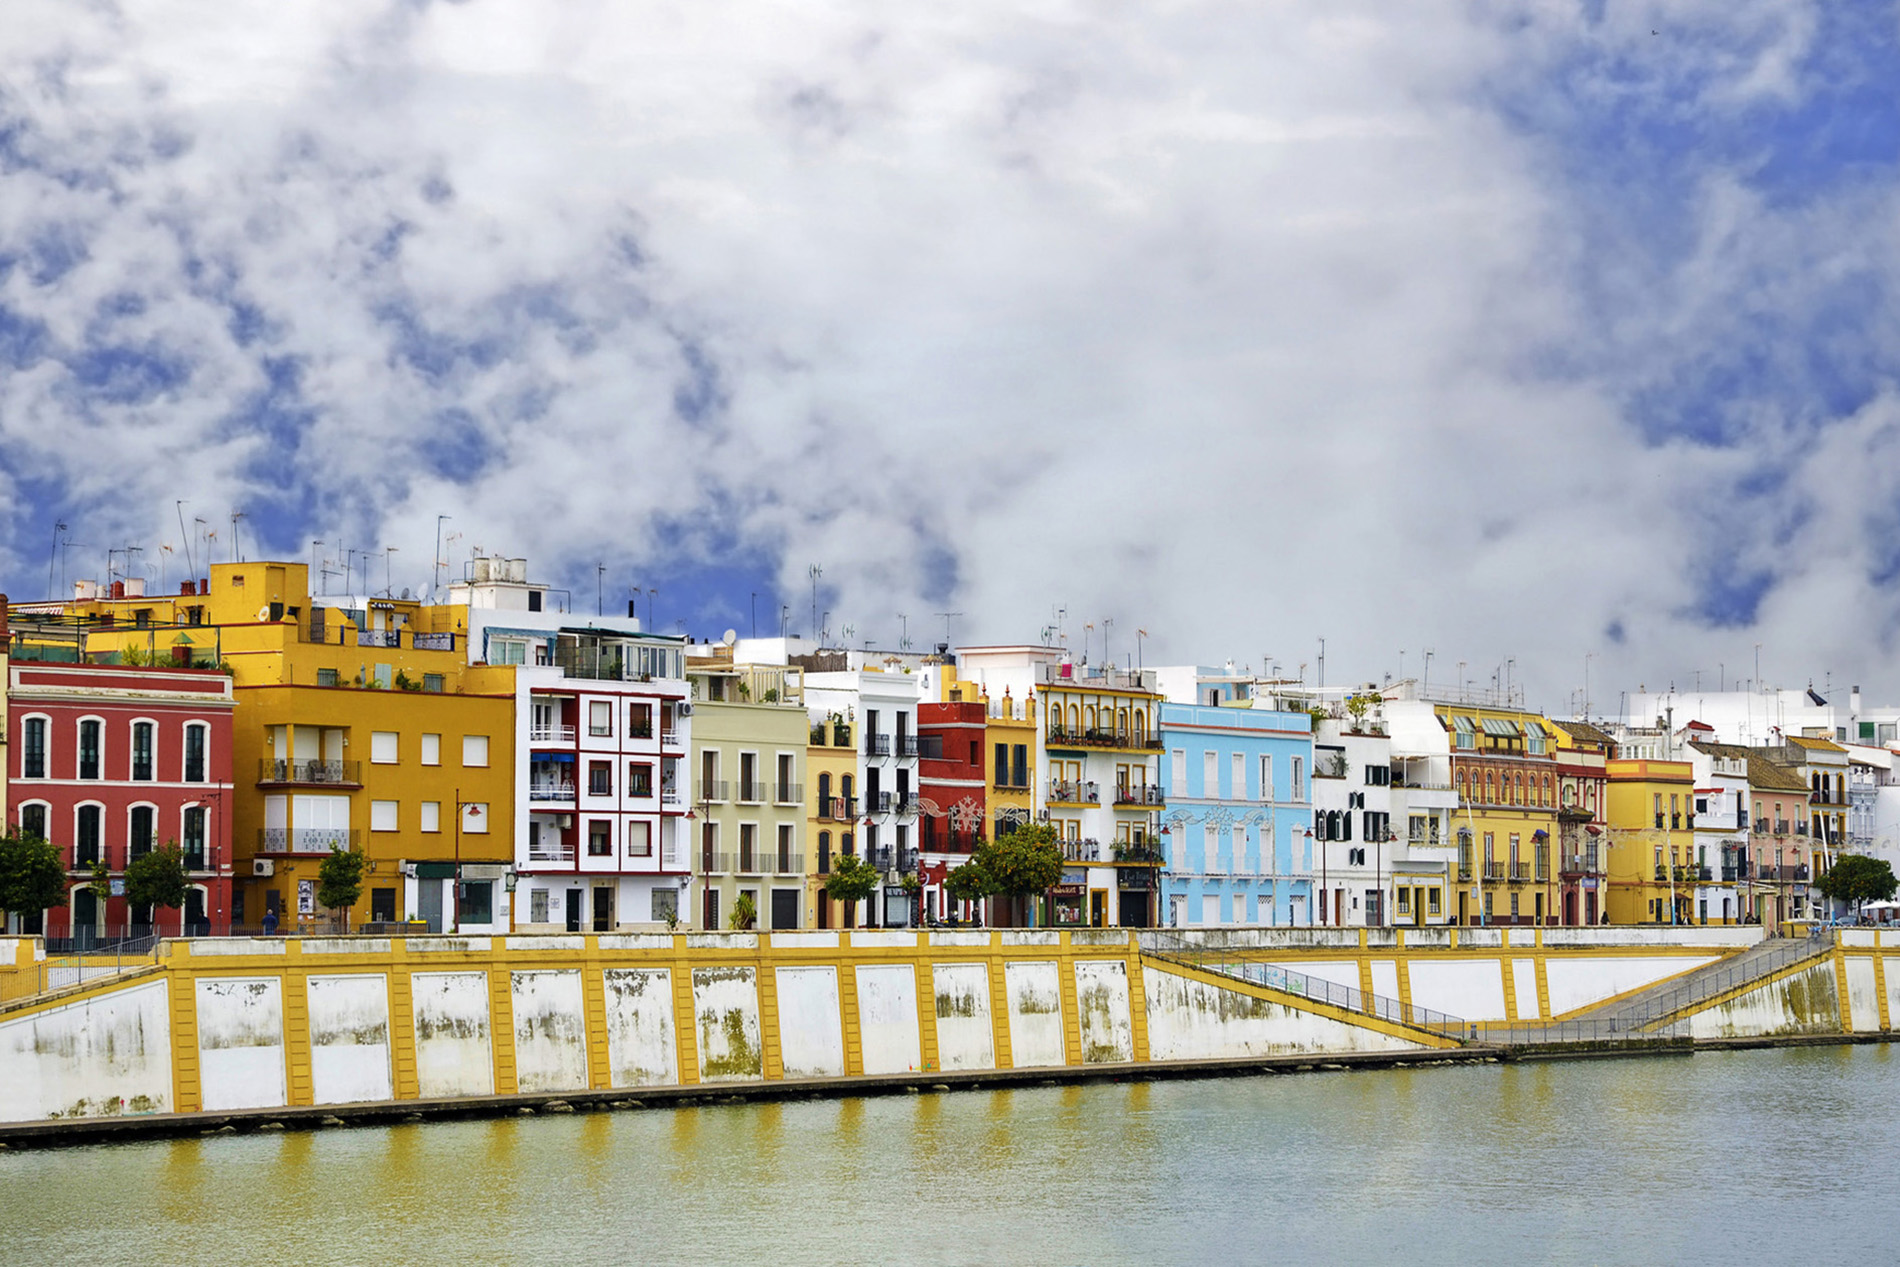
[935,611,962,645]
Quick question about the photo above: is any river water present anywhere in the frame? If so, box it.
[4,1045,1893,1265]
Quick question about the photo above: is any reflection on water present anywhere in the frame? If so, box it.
[4,1046,1898,1266]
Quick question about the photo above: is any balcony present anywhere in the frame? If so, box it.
[736,782,764,805]
[1482,861,1507,881]
[530,725,577,744]
[775,782,803,805]
[258,827,361,854]
[412,631,455,652]
[698,780,730,804]
[659,729,682,748]
[700,850,732,874]
[1049,779,1099,805]
[1509,863,1533,883]
[993,775,1030,791]
[898,735,920,758]
[1457,862,1474,881]
[1046,726,1162,752]
[529,839,576,864]
[895,794,920,817]
[1560,854,1603,877]
[1113,841,1164,865]
[1115,786,1165,807]
[1062,839,1103,863]
[258,759,362,787]
[661,784,682,807]
[1775,819,1790,836]
[357,628,398,649]
[866,734,892,757]
[870,791,894,815]
[811,723,853,748]
[529,781,576,803]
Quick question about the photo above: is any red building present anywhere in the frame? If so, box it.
[917,698,989,920]
[7,659,236,942]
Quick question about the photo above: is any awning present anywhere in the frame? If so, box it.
[415,861,456,879]
[1452,715,1475,732]
[532,752,576,763]
[1482,718,1521,737]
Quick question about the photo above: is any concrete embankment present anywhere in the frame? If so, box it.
[0,926,1887,1148]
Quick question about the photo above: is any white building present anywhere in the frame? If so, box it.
[450,557,691,932]
[804,667,922,927]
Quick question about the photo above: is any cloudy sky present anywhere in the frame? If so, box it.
[4,1,1899,710]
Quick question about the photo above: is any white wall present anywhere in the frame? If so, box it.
[1843,957,1881,1033]
[0,980,172,1122]
[1004,961,1066,1068]
[306,974,392,1105]
[1073,960,1134,1063]
[197,977,286,1111]
[1143,967,1424,1059]
[1686,962,1840,1040]
[1406,960,1507,1022]
[511,970,589,1093]
[775,967,845,1078]
[854,964,922,1075]
[411,971,494,1098]
[1542,956,1716,1017]
[930,963,995,1071]
[602,968,677,1087]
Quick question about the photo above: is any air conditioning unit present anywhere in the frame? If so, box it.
[557,814,573,829]
[252,859,275,877]
[676,702,694,717]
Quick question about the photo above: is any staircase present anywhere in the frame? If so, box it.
[1564,931,1834,1031]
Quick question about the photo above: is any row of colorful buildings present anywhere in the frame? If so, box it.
[0,555,1889,938]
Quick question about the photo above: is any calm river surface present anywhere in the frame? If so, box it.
[4,1045,1893,1265]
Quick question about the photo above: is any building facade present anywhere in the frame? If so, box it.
[687,655,807,931]
[1158,702,1312,927]
[6,661,235,940]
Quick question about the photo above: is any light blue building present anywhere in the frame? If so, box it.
[1158,703,1314,926]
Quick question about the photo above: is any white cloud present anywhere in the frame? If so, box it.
[3,0,1899,708]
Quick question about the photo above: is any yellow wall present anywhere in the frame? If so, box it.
[686,693,810,930]
[806,726,859,927]
[1604,760,1698,924]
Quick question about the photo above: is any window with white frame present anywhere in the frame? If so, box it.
[420,802,441,833]
[421,733,441,766]
[1232,752,1246,800]
[590,701,613,737]
[371,801,399,832]
[1259,754,1273,802]
[371,731,399,764]
[1203,751,1219,798]
[462,735,489,767]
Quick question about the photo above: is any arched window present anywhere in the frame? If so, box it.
[817,772,832,815]
[1134,711,1147,745]
[20,716,49,779]
[75,804,104,867]
[1069,705,1080,733]
[128,805,156,861]
[18,801,50,842]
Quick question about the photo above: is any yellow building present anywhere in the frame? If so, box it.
[685,652,809,931]
[1744,756,1815,927]
[806,712,858,928]
[13,562,517,931]
[1443,706,1559,926]
[1603,758,1698,924]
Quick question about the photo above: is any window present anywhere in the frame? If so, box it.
[776,753,796,803]
[628,763,653,797]
[373,663,393,689]
[79,720,102,780]
[421,733,441,766]
[1013,745,1028,787]
[21,802,48,841]
[317,668,340,687]
[76,805,102,866]
[184,724,207,783]
[588,821,612,856]
[131,723,155,781]
[1203,751,1219,797]
[994,743,1008,785]
[1289,756,1305,801]
[181,807,205,864]
[420,802,441,833]
[460,881,493,925]
[628,703,653,738]
[778,823,794,872]
[422,673,444,694]
[1233,752,1246,800]
[1428,888,1442,915]
[531,889,551,923]
[22,718,46,779]
[1259,755,1273,802]
[818,831,832,874]
[626,822,652,857]
[371,801,399,832]
[462,735,489,767]
[371,731,399,764]
[739,752,759,802]
[590,701,613,737]
[129,805,155,858]
[589,761,612,796]
[461,802,489,833]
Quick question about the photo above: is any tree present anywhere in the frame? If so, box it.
[1817,854,1898,916]
[969,824,1065,926]
[123,844,188,918]
[824,852,881,927]
[317,845,369,930]
[0,828,68,928]
[729,893,757,930]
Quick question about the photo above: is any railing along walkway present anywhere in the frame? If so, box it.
[1557,929,1835,1031]
[1140,932,1468,1041]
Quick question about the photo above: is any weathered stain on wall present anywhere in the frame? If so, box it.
[1073,960,1134,1064]
[196,976,286,1111]
[774,967,844,1079]
[854,964,922,1075]
[603,968,678,1088]
[1843,958,1881,1034]
[1143,967,1424,1060]
[1686,962,1840,1040]
[0,980,171,1121]
[1004,960,1066,1068]
[1512,959,1540,1020]
[306,974,392,1105]
[692,966,762,1082]
[411,971,494,1098]
[510,970,589,1093]
[931,963,994,1072]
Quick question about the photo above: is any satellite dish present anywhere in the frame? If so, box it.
[722,629,737,646]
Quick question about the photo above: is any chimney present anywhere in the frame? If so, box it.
[628,600,639,618]
[181,580,196,596]
[201,577,209,594]
[110,580,125,600]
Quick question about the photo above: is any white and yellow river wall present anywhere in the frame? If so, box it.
[0,925,1886,1127]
